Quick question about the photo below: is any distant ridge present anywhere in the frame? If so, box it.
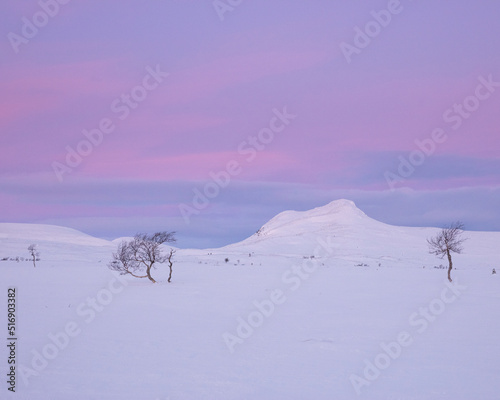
[0,223,111,246]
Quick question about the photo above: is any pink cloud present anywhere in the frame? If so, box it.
[0,58,135,127]
[73,149,298,182]
[155,50,328,106]
[116,111,230,140]
[296,73,500,159]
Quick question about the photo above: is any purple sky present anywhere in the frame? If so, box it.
[1,1,499,248]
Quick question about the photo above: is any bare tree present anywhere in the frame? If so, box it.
[28,244,40,268]
[108,232,176,283]
[427,222,467,282]
[109,241,147,279]
[166,248,175,283]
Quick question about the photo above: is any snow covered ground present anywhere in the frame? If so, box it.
[1,200,499,399]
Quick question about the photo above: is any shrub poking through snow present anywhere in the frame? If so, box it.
[28,244,40,267]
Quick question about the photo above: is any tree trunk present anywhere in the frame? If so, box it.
[167,250,174,283]
[168,259,173,283]
[446,249,453,282]
[32,259,36,268]
[146,264,157,283]
[128,271,147,279]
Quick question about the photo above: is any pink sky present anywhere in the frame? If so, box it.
[1,1,499,247]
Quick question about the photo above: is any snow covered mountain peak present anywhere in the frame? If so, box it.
[307,199,366,217]
[254,199,369,238]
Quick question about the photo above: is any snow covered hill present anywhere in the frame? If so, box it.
[214,199,499,271]
[0,223,113,264]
